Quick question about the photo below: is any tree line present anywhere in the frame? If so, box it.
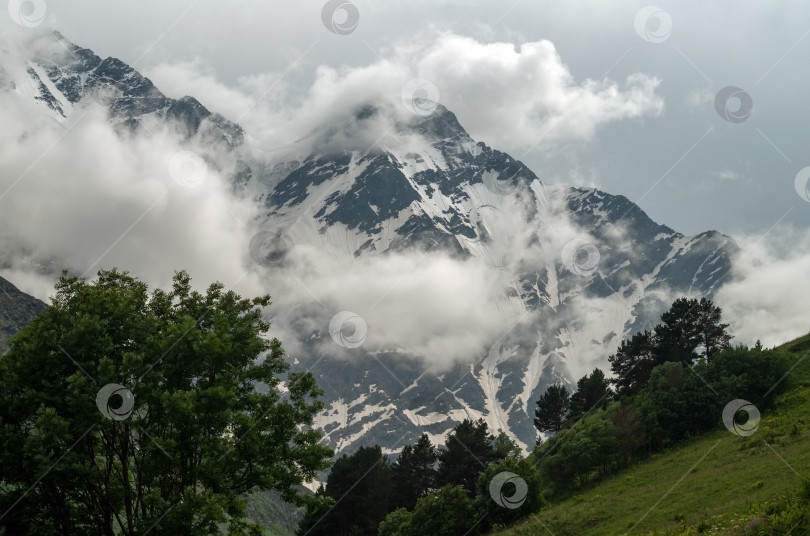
[0,270,792,535]
[532,297,787,494]
[298,419,543,536]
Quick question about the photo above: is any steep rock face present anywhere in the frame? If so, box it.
[255,103,737,452]
[9,31,243,148]
[1,32,739,453]
[0,276,46,353]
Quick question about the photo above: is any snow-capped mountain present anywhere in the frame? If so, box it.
[250,101,735,452]
[0,31,738,453]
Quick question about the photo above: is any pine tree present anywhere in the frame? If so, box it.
[297,445,392,536]
[568,368,611,422]
[436,419,495,496]
[391,433,437,511]
[654,297,731,364]
[608,329,656,395]
[654,297,702,364]
[694,297,732,361]
[533,384,570,434]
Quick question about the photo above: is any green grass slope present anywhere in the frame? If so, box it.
[495,333,810,536]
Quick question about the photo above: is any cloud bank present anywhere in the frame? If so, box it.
[147,33,664,156]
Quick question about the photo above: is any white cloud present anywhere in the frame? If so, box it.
[0,92,264,300]
[146,33,664,155]
[715,226,810,347]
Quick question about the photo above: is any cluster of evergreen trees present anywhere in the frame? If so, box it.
[534,297,733,436]
[298,296,791,534]
[298,420,542,536]
[532,297,788,493]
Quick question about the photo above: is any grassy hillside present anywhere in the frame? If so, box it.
[495,333,810,536]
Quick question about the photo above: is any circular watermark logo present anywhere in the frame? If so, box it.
[249,230,294,266]
[794,166,810,203]
[321,0,359,35]
[482,171,522,198]
[329,311,367,348]
[634,6,672,44]
[562,238,600,276]
[168,150,207,188]
[96,383,135,421]
[401,79,440,117]
[722,399,760,437]
[90,78,124,107]
[489,471,528,509]
[714,86,753,124]
[8,0,46,28]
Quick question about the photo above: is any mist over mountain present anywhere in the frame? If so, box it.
[0,28,806,453]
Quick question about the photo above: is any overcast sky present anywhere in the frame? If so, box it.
[2,1,810,348]
[34,0,810,238]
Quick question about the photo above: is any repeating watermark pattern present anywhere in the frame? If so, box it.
[722,399,760,437]
[714,86,753,123]
[562,238,601,276]
[401,79,440,116]
[321,0,359,35]
[634,6,672,44]
[794,166,810,202]
[249,230,294,266]
[96,383,135,421]
[7,0,46,28]
[329,311,367,348]
[489,471,528,509]
[168,150,207,188]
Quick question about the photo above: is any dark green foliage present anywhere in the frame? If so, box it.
[693,297,733,361]
[390,434,436,511]
[436,419,496,496]
[296,445,391,536]
[492,431,523,461]
[376,508,412,536]
[476,456,545,530]
[567,368,612,422]
[533,294,784,503]
[654,297,703,364]
[641,347,789,447]
[541,415,619,489]
[407,485,480,536]
[0,269,332,536]
[533,384,570,433]
[654,297,731,364]
[608,330,656,397]
[610,405,646,467]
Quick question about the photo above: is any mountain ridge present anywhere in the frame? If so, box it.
[0,30,739,454]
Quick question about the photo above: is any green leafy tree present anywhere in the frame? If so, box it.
[436,419,495,496]
[0,269,332,535]
[377,508,412,536]
[608,330,656,396]
[390,434,437,511]
[408,485,480,536]
[533,384,570,434]
[296,445,391,536]
[567,368,611,422]
[611,405,646,466]
[476,456,545,530]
